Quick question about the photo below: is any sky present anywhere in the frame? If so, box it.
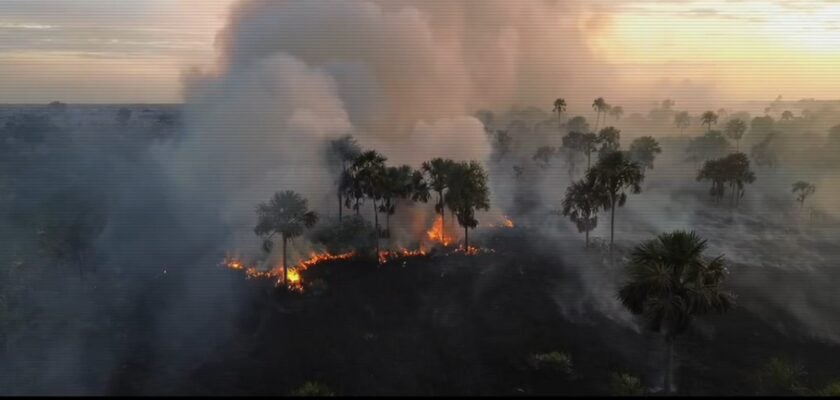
[1,0,839,104]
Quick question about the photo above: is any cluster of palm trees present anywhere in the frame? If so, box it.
[253,137,493,277]
[696,152,756,206]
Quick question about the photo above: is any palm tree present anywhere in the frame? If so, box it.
[618,231,734,394]
[561,177,607,247]
[597,127,621,158]
[586,151,644,251]
[609,106,624,121]
[700,111,718,132]
[562,131,599,174]
[592,97,609,131]
[445,161,490,249]
[791,181,816,212]
[379,165,414,238]
[553,98,567,129]
[254,191,319,286]
[628,136,662,170]
[422,158,457,232]
[349,150,387,253]
[329,135,362,221]
[724,119,747,151]
[674,112,691,134]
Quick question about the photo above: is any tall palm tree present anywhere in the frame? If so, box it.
[445,161,490,249]
[674,112,691,134]
[561,177,607,247]
[628,136,662,171]
[618,231,734,394]
[349,150,387,254]
[724,119,747,151]
[329,135,362,221]
[597,126,621,158]
[553,98,567,129]
[422,158,457,232]
[587,151,644,252]
[254,191,319,286]
[700,111,718,132]
[592,97,609,131]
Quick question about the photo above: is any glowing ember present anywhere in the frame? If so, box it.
[426,215,455,246]
[502,216,514,228]
[378,248,428,264]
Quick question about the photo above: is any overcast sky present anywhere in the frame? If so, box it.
[1,0,839,104]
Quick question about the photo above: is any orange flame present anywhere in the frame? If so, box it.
[378,247,428,264]
[222,251,355,292]
[502,215,514,228]
[426,215,455,246]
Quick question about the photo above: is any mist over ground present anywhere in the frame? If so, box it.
[2,0,840,395]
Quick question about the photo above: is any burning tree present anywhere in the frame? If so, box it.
[618,231,734,394]
[254,190,319,286]
[444,161,490,249]
[561,177,607,248]
[421,158,457,233]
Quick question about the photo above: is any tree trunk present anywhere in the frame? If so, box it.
[386,211,390,239]
[610,196,617,250]
[464,225,469,249]
[338,190,343,222]
[663,337,674,394]
[282,236,288,286]
[373,199,379,256]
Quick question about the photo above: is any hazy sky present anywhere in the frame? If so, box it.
[1,0,839,104]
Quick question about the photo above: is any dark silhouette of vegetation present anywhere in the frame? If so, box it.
[553,98,566,128]
[685,130,731,165]
[609,106,624,121]
[628,136,662,170]
[444,161,490,248]
[618,231,734,394]
[562,130,598,175]
[700,111,718,132]
[586,151,643,250]
[696,153,755,207]
[592,97,609,131]
[254,191,319,286]
[597,126,621,158]
[791,181,816,212]
[561,178,607,247]
[328,135,362,222]
[674,111,691,134]
[532,146,558,168]
[724,118,747,151]
[422,157,457,233]
[348,150,387,253]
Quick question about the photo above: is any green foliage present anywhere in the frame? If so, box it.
[609,372,645,396]
[531,351,573,376]
[819,379,840,396]
[445,161,490,241]
[754,357,808,395]
[618,231,734,339]
[561,177,607,242]
[290,381,335,396]
[696,152,755,206]
[586,151,643,210]
[254,191,319,243]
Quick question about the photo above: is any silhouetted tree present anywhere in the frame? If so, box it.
[445,161,490,249]
[349,150,387,253]
[553,98,567,129]
[380,165,414,238]
[328,135,362,221]
[685,130,731,166]
[562,130,599,174]
[587,151,644,251]
[700,111,718,132]
[791,181,816,212]
[628,136,662,170]
[422,157,457,230]
[697,152,755,207]
[674,111,691,134]
[609,106,624,121]
[566,116,590,134]
[619,231,734,394]
[561,177,607,247]
[592,97,609,131]
[597,127,621,158]
[254,191,319,286]
[781,110,794,121]
[533,146,558,168]
[725,119,747,151]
